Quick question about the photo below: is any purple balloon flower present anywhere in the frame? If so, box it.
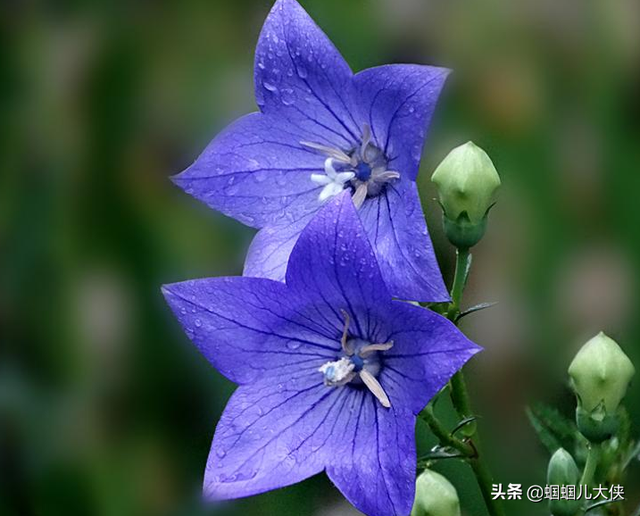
[173,0,450,302]
[162,193,480,516]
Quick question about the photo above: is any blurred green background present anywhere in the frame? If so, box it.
[1,0,639,515]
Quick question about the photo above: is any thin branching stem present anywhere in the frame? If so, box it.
[433,246,506,516]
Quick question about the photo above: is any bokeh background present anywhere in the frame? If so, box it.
[2,0,640,515]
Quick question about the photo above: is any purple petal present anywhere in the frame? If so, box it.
[286,192,392,340]
[352,64,449,181]
[255,0,360,147]
[327,397,417,516]
[243,213,314,282]
[205,370,351,499]
[381,301,481,414]
[359,179,449,302]
[162,277,340,385]
[172,113,325,228]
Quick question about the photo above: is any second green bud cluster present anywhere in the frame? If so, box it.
[569,332,635,443]
[547,333,635,516]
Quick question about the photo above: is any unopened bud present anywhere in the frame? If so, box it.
[431,142,501,249]
[568,332,635,442]
[411,469,461,516]
[547,449,581,516]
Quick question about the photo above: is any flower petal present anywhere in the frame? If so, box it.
[255,0,359,147]
[359,180,449,302]
[381,301,481,414]
[244,214,313,282]
[352,64,449,181]
[162,277,340,385]
[205,371,352,499]
[326,397,417,516]
[286,192,392,340]
[172,113,325,228]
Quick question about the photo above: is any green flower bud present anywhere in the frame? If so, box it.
[548,448,580,485]
[547,449,581,516]
[575,403,619,443]
[411,469,461,516]
[431,142,501,249]
[568,332,634,443]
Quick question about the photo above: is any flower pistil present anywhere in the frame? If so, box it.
[318,310,393,408]
[304,124,400,208]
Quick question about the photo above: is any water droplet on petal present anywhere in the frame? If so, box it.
[263,81,278,92]
[281,88,295,106]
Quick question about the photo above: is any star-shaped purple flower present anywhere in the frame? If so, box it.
[162,193,480,516]
[173,0,450,302]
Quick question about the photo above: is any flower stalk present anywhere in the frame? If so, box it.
[447,249,477,438]
[425,245,505,516]
[419,405,474,457]
[579,443,600,487]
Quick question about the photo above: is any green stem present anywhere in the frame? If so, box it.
[469,454,506,516]
[419,405,474,457]
[448,248,471,319]
[448,249,476,436]
[450,371,476,437]
[579,443,600,486]
[442,246,505,516]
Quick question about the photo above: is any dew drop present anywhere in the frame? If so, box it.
[281,88,295,106]
[287,341,301,350]
[263,81,278,92]
[216,448,226,458]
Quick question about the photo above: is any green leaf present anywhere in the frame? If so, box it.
[456,302,498,322]
[585,498,620,513]
[526,403,580,454]
[526,407,562,454]
[623,440,640,470]
[452,416,479,436]
[617,407,632,448]
[417,446,467,468]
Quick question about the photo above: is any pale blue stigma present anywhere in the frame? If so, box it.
[323,365,336,381]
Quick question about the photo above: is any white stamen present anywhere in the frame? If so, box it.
[319,357,356,386]
[360,341,394,357]
[311,158,354,202]
[360,123,372,156]
[359,369,391,408]
[301,141,351,163]
[340,309,353,356]
[351,183,368,209]
[373,170,401,182]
